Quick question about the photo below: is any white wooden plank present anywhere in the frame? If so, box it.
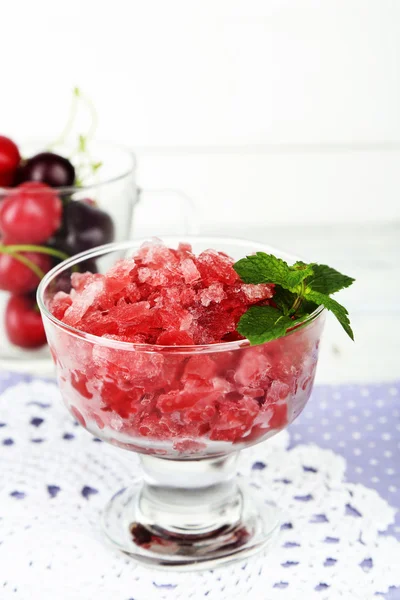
[0,1,399,146]
[135,150,400,226]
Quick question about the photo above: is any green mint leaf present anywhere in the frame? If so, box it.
[234,253,313,290]
[234,251,355,345]
[237,305,305,345]
[293,260,308,268]
[271,286,297,315]
[306,264,355,295]
[272,286,320,320]
[300,298,320,315]
[305,289,354,340]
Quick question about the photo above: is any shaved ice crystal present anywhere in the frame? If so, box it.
[51,241,276,345]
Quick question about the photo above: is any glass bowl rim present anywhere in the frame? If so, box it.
[37,236,325,355]
[0,140,136,195]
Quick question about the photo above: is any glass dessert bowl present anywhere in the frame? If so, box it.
[37,236,325,570]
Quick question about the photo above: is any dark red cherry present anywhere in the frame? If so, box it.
[19,152,75,188]
[62,200,114,254]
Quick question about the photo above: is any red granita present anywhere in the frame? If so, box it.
[52,241,274,345]
[47,241,323,456]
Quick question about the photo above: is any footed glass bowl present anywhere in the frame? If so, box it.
[37,237,325,570]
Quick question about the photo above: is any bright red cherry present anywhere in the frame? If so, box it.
[0,136,21,187]
[0,251,51,294]
[5,295,47,349]
[0,182,62,244]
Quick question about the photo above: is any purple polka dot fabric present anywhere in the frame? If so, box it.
[290,382,400,539]
[289,380,400,599]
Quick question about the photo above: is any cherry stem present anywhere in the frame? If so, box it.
[0,244,69,282]
[49,87,80,150]
[47,86,101,187]
[79,89,98,144]
[0,244,69,262]
[48,86,98,151]
[9,253,45,280]
[74,90,100,185]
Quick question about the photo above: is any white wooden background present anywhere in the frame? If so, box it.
[0,1,399,227]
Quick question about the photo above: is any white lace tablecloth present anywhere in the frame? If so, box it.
[0,373,399,600]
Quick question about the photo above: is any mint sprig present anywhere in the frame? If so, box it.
[270,286,297,315]
[234,253,314,290]
[304,290,353,340]
[237,306,305,345]
[306,264,354,295]
[233,253,355,345]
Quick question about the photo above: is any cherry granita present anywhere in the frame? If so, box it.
[47,241,323,457]
[53,241,274,343]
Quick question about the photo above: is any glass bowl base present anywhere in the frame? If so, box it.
[102,481,281,571]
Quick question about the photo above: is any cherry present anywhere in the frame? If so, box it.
[0,251,51,294]
[19,152,75,188]
[81,197,96,206]
[80,258,98,273]
[5,295,47,349]
[0,136,20,187]
[0,182,62,244]
[61,200,114,254]
[12,164,25,186]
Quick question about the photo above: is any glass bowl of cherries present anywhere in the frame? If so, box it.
[0,134,138,368]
